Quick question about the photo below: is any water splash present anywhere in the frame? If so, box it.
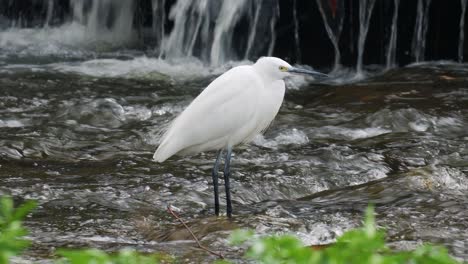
[386,0,400,70]
[0,0,136,54]
[459,0,467,63]
[1,1,137,54]
[316,0,345,72]
[52,57,216,80]
[356,0,376,78]
[411,0,432,62]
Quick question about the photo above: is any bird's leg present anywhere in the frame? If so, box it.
[212,150,223,216]
[223,146,233,218]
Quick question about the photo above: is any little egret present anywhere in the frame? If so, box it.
[153,57,327,217]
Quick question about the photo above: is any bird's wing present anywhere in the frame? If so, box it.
[153,66,262,162]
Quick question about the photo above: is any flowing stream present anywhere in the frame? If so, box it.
[0,52,467,262]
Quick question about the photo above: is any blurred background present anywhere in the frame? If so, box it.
[0,0,466,70]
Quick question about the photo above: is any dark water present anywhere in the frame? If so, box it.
[1,56,468,262]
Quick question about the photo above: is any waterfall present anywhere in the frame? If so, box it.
[459,0,467,63]
[293,0,302,63]
[70,0,135,44]
[152,0,166,50]
[356,0,376,76]
[160,0,278,65]
[316,0,345,72]
[245,0,263,60]
[210,0,249,65]
[386,0,400,70]
[411,0,432,62]
[44,0,54,27]
[267,0,279,57]
[2,0,465,69]
[159,0,209,59]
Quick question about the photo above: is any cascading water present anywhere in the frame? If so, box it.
[411,0,432,63]
[209,0,250,65]
[0,0,279,64]
[356,0,376,77]
[267,0,279,57]
[44,0,54,27]
[459,0,467,62]
[159,0,211,59]
[245,0,263,60]
[152,0,166,51]
[386,0,400,70]
[160,0,278,65]
[316,0,345,72]
[293,0,302,63]
[67,0,136,45]
[0,1,466,70]
[243,0,279,60]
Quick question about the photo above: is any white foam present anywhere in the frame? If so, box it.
[366,108,465,133]
[53,57,219,80]
[407,60,460,68]
[0,23,91,55]
[405,165,468,195]
[123,106,152,121]
[253,128,309,149]
[311,126,391,140]
[0,19,141,57]
[0,119,25,127]
[408,120,430,132]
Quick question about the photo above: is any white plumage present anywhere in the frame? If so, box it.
[153,57,288,162]
[152,56,326,217]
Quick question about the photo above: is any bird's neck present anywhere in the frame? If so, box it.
[252,65,280,85]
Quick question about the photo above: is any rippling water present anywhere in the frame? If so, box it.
[1,53,468,262]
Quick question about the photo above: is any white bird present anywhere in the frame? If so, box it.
[153,57,327,217]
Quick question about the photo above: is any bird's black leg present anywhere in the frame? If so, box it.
[223,146,233,218]
[212,150,223,216]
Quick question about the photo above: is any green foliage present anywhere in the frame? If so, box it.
[0,196,172,264]
[229,206,461,264]
[0,197,36,264]
[57,248,172,264]
[0,197,461,264]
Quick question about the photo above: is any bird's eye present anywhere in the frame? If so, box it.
[279,66,288,72]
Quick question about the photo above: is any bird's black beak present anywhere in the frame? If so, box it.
[288,67,328,78]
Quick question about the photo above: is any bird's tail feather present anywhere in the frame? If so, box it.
[153,128,183,162]
[153,147,168,162]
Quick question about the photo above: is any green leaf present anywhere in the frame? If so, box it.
[0,196,36,264]
[57,248,170,264]
[12,200,37,222]
[233,205,461,264]
[58,249,111,264]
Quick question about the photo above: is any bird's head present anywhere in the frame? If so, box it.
[254,57,327,81]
